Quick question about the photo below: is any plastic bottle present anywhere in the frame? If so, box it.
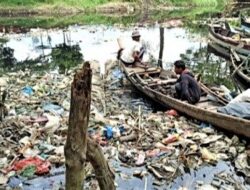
[162,134,179,145]
[220,85,233,101]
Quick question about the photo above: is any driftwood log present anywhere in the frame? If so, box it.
[87,139,115,190]
[64,62,115,190]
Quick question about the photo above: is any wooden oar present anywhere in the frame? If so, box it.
[148,79,177,87]
[230,53,244,76]
[199,83,229,105]
[230,49,241,61]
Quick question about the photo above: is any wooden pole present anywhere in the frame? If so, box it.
[0,90,7,121]
[158,27,164,68]
[64,62,92,190]
[65,62,115,190]
[86,139,115,190]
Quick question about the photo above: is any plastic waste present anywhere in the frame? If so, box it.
[220,85,233,101]
[146,149,161,158]
[135,151,145,166]
[8,108,16,116]
[43,113,60,134]
[201,148,217,162]
[112,127,121,138]
[91,133,107,146]
[119,126,125,134]
[0,77,8,87]
[43,103,64,115]
[7,177,23,188]
[24,116,48,124]
[104,125,113,140]
[20,165,36,178]
[229,89,250,104]
[0,158,8,168]
[207,94,217,102]
[162,134,179,145]
[166,109,178,117]
[11,157,51,175]
[22,86,34,96]
[199,122,212,128]
[0,175,8,185]
[112,68,123,79]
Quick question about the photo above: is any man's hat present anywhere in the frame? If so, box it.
[131,30,141,37]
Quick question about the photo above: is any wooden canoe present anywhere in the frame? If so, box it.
[241,14,250,31]
[208,42,233,60]
[207,42,250,88]
[230,51,250,87]
[120,62,250,138]
[209,24,250,56]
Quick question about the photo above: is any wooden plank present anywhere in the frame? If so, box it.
[200,83,228,105]
[148,79,177,87]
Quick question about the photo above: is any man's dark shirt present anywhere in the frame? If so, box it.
[176,71,201,104]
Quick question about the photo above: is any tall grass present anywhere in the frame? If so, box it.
[167,0,226,7]
[0,0,115,8]
[192,0,218,6]
[0,0,227,8]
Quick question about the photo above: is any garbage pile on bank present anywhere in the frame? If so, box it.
[0,61,249,189]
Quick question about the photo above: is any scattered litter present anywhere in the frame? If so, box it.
[166,109,178,116]
[11,157,51,175]
[0,59,248,190]
[22,86,34,96]
[43,103,64,115]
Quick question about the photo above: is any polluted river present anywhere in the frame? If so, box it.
[0,9,250,190]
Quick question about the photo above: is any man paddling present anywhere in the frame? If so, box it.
[117,30,147,68]
[174,60,201,104]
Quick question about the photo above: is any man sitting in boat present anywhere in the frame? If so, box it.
[174,60,201,104]
[117,30,147,68]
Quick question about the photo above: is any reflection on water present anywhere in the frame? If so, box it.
[0,24,241,90]
[50,38,83,73]
[2,25,204,70]
[0,46,16,70]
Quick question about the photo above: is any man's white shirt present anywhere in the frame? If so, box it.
[120,40,142,63]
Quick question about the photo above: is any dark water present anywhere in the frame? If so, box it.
[7,160,249,190]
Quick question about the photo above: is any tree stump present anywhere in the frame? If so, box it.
[64,62,92,190]
[64,62,115,190]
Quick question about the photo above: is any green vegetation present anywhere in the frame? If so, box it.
[165,0,227,7]
[0,46,16,70]
[0,33,83,74]
[0,5,224,29]
[0,38,8,43]
[51,42,83,73]
[0,0,227,28]
[0,0,116,8]
[182,47,235,90]
[0,0,227,10]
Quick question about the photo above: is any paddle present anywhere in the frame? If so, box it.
[230,49,250,76]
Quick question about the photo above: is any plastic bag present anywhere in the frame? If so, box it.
[11,157,50,175]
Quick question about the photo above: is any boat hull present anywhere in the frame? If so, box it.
[208,26,250,56]
[120,62,250,138]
